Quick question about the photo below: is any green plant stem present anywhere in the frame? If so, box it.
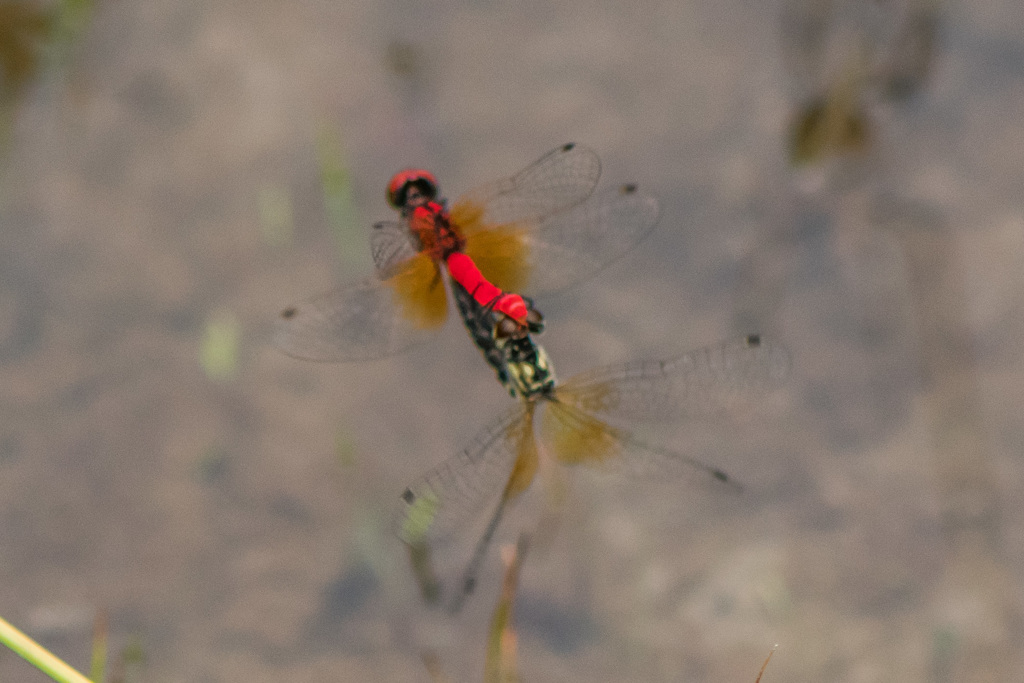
[0,614,91,683]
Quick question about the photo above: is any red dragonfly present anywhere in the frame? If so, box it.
[398,333,790,612]
[274,143,659,364]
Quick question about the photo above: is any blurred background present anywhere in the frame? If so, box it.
[1,0,1022,680]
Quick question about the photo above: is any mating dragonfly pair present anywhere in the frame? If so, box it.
[276,143,658,395]
[275,144,790,611]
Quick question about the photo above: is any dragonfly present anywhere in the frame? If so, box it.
[398,331,790,612]
[274,143,660,385]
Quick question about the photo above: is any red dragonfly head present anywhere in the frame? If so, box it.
[387,169,439,211]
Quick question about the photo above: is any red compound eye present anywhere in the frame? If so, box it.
[386,169,439,209]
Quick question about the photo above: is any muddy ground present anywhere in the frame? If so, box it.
[1,0,1022,681]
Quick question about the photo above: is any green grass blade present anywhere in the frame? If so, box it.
[89,610,107,683]
[0,614,92,683]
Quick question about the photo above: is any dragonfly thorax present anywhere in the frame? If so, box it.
[409,203,466,262]
[498,333,556,400]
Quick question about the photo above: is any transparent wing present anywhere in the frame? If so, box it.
[540,399,740,489]
[398,404,533,549]
[514,184,660,295]
[274,255,447,362]
[458,182,658,296]
[370,220,418,278]
[453,143,601,229]
[555,336,791,425]
[448,409,538,612]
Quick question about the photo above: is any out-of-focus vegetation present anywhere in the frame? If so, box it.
[258,183,294,248]
[89,610,107,683]
[0,2,52,101]
[199,309,240,382]
[783,0,939,165]
[316,125,364,265]
[484,536,529,683]
[788,67,871,165]
[0,0,93,145]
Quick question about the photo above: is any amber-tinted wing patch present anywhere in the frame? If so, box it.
[542,395,741,487]
[449,199,486,238]
[385,252,448,330]
[541,399,625,467]
[452,200,531,293]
